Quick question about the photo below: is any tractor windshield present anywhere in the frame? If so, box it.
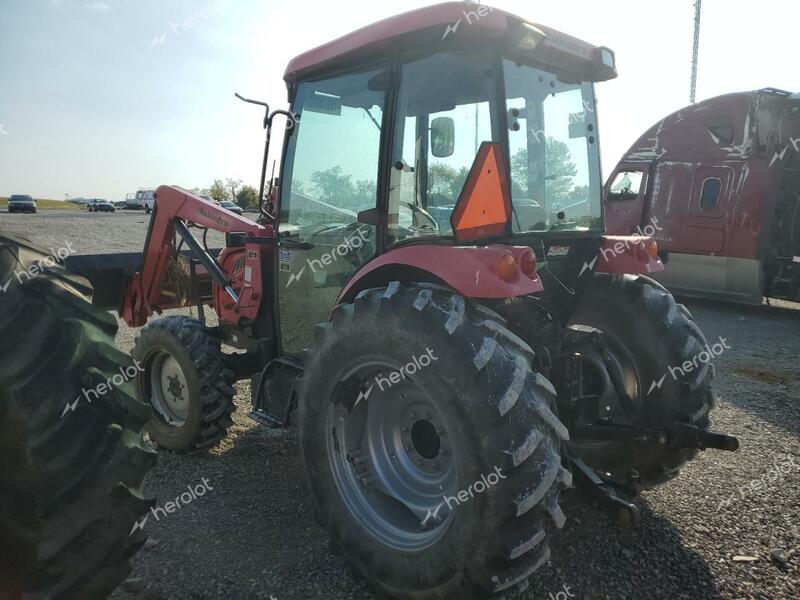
[388,51,602,244]
[503,60,602,233]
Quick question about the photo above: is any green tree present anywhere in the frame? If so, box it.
[235,185,259,209]
[566,185,590,204]
[310,166,355,208]
[352,180,376,209]
[226,178,244,202]
[510,138,577,204]
[209,180,229,202]
[427,163,458,201]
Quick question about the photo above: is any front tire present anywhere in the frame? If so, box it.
[300,283,571,599]
[0,233,156,599]
[568,274,716,488]
[133,316,236,452]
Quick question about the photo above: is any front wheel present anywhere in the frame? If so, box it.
[133,317,235,452]
[300,283,571,599]
[568,274,716,488]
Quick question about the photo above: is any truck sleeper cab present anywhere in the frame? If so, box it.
[605,88,800,304]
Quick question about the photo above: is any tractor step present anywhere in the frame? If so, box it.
[248,409,285,429]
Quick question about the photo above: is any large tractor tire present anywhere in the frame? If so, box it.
[299,283,571,599]
[568,274,716,489]
[132,316,235,452]
[0,234,156,599]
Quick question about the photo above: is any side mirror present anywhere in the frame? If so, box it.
[430,117,455,158]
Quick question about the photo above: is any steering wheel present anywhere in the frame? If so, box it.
[399,201,440,231]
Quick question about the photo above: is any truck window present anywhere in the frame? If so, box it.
[705,116,735,145]
[608,171,643,201]
[700,177,722,210]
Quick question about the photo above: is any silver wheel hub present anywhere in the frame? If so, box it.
[150,352,190,426]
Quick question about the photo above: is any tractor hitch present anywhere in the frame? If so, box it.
[572,422,739,452]
[569,456,641,527]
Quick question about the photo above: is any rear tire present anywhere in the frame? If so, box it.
[0,233,156,599]
[569,274,716,488]
[299,283,571,599]
[133,316,236,452]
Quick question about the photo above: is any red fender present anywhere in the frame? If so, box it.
[595,235,664,275]
[337,244,542,304]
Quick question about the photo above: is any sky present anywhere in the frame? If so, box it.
[0,0,797,200]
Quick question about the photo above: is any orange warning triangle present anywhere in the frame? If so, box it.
[450,142,512,241]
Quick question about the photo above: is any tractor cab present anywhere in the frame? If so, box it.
[275,2,618,353]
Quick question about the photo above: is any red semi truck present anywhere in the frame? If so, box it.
[604,88,800,304]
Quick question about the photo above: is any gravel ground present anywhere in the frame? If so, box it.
[3,211,799,600]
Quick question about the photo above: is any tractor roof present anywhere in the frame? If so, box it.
[284,2,612,85]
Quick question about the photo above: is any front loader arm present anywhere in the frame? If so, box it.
[121,185,273,327]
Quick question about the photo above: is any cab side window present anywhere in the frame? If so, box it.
[700,178,722,211]
[607,171,644,201]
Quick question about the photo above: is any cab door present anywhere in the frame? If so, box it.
[604,163,649,234]
[276,68,386,355]
[679,165,733,254]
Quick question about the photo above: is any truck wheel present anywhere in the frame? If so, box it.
[568,274,716,489]
[0,234,156,599]
[299,283,571,599]
[133,316,235,452]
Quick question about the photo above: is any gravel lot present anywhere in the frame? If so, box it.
[3,211,799,600]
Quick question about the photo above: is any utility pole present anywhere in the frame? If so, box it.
[690,0,702,103]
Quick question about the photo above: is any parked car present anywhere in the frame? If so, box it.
[220,201,243,216]
[7,195,37,213]
[125,189,156,212]
[604,87,800,304]
[88,199,116,213]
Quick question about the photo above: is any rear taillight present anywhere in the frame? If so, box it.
[635,238,659,261]
[519,248,537,279]
[496,253,518,282]
[647,239,659,259]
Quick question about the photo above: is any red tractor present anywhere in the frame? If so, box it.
[8,3,738,598]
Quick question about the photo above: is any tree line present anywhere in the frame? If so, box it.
[192,178,260,209]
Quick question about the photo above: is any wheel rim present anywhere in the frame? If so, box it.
[148,351,190,426]
[325,360,457,552]
[568,327,641,451]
